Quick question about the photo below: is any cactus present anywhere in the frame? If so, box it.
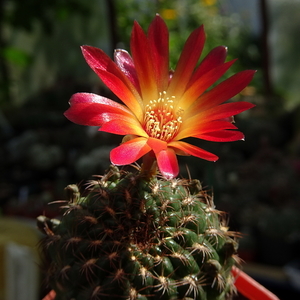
[38,14,277,300]
[39,165,239,300]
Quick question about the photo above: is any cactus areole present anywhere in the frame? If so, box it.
[38,14,277,300]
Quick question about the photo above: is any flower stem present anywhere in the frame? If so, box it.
[140,152,157,178]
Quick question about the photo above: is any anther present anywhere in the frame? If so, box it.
[143,92,184,142]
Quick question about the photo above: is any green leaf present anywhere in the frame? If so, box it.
[2,47,31,68]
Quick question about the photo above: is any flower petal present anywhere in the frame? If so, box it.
[189,70,256,114]
[147,137,168,154]
[156,148,179,179]
[232,267,280,300]
[188,46,228,86]
[114,49,141,95]
[179,59,236,109]
[168,141,219,162]
[99,119,147,136]
[95,68,144,120]
[195,130,245,142]
[176,120,237,140]
[81,46,143,119]
[185,101,255,129]
[64,92,133,126]
[167,25,206,98]
[148,14,169,92]
[145,137,178,178]
[199,101,255,122]
[110,137,151,165]
[131,20,157,102]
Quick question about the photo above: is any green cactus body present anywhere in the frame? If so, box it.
[39,166,239,300]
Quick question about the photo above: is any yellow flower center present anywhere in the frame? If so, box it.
[143,91,183,142]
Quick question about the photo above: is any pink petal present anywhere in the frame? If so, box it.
[167,25,205,98]
[114,49,141,95]
[131,20,158,102]
[179,60,236,109]
[42,290,56,300]
[110,137,151,165]
[81,46,143,119]
[148,14,169,92]
[195,130,245,142]
[99,119,147,136]
[156,148,179,179]
[188,46,228,86]
[189,70,256,114]
[64,93,133,126]
[176,120,237,140]
[168,141,219,162]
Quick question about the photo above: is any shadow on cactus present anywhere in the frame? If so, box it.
[38,14,279,300]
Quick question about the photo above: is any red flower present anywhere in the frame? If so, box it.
[65,15,255,178]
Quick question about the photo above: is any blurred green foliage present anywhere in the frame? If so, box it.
[0,0,263,108]
[0,0,90,106]
[2,46,31,67]
[3,0,90,33]
[115,0,261,76]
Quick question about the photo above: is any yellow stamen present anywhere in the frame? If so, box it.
[143,91,183,142]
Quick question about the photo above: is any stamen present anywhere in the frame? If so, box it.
[143,92,184,142]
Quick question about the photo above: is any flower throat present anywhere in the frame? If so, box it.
[143,91,183,142]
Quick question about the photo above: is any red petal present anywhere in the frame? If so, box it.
[232,267,280,300]
[114,49,141,95]
[95,68,143,119]
[189,70,256,114]
[81,46,143,119]
[199,101,255,122]
[188,46,228,86]
[168,141,219,162]
[99,119,147,136]
[64,93,133,126]
[131,21,157,102]
[195,130,245,142]
[179,60,236,109]
[167,26,205,98]
[147,137,168,154]
[185,101,255,130]
[110,137,151,165]
[156,148,179,179]
[176,120,237,140]
[148,14,169,92]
